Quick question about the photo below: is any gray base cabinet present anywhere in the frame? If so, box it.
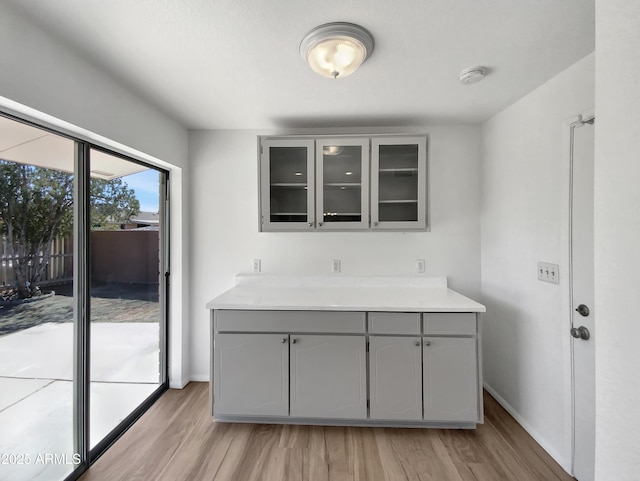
[211,309,482,428]
[213,333,289,416]
[423,337,478,422]
[290,335,367,419]
[369,336,423,421]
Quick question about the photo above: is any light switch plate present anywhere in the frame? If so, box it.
[416,259,426,273]
[537,262,559,284]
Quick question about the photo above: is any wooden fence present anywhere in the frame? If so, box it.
[0,236,74,287]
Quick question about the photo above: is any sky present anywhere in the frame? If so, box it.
[123,169,160,213]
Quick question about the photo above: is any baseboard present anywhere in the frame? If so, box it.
[483,382,572,475]
[169,374,208,388]
[169,380,188,389]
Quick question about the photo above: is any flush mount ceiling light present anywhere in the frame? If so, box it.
[459,66,488,85]
[300,22,374,79]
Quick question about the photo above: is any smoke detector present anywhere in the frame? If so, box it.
[459,66,488,85]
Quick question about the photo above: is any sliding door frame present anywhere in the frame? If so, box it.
[83,145,170,468]
[73,141,92,474]
[0,111,170,481]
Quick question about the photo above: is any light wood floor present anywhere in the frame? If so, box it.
[80,382,575,481]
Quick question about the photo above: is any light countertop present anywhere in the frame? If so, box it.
[206,275,486,313]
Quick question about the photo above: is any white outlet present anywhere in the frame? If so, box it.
[416,259,426,273]
[252,259,261,273]
[537,262,559,284]
[332,259,341,273]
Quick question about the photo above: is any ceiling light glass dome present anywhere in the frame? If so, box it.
[300,22,375,79]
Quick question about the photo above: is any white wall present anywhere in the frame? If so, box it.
[594,2,640,479]
[0,3,191,387]
[189,125,482,379]
[481,53,594,470]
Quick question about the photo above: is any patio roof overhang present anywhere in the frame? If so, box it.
[0,116,147,179]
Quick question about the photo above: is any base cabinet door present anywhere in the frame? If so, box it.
[214,333,289,416]
[290,335,367,419]
[423,337,478,422]
[369,336,422,421]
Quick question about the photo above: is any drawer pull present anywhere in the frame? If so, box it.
[414,340,420,347]
[281,338,287,343]
[424,340,432,347]
[291,338,298,344]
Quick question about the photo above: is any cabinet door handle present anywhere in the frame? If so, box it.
[414,340,420,347]
[308,223,313,227]
[291,338,298,344]
[319,222,324,227]
[424,340,431,347]
[281,338,287,344]
[373,222,379,226]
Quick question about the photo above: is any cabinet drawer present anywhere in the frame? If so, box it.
[215,310,366,333]
[423,313,476,335]
[368,312,420,334]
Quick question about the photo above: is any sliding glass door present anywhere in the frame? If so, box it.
[0,114,168,481]
[88,148,166,450]
[0,117,77,481]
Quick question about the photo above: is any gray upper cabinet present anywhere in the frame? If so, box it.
[316,138,369,230]
[371,136,427,230]
[260,138,315,231]
[259,134,427,231]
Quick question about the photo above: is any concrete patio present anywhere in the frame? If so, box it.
[0,322,160,481]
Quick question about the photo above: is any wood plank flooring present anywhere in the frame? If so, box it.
[80,382,575,481]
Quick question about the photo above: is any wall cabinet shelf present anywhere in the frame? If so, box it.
[379,168,419,172]
[259,134,427,231]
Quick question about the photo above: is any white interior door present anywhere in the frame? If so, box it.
[570,115,595,481]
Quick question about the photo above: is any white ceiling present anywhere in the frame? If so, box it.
[5,0,594,130]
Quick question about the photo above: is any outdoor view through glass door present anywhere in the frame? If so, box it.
[0,115,168,481]
[89,149,165,449]
[0,117,77,481]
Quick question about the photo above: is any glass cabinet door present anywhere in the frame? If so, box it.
[371,136,427,230]
[260,139,315,231]
[315,138,369,229]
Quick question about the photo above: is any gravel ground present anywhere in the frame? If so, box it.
[0,282,160,337]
